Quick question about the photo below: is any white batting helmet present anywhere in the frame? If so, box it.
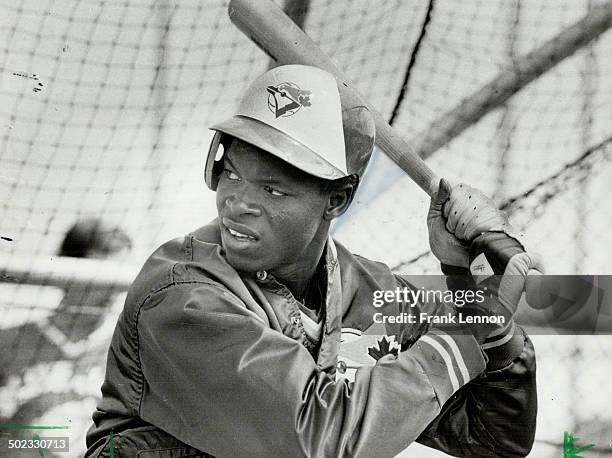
[205,64,375,190]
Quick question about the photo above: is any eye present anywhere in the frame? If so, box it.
[224,169,240,181]
[263,185,286,197]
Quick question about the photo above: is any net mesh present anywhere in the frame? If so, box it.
[1,0,611,456]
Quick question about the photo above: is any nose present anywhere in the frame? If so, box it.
[225,187,262,218]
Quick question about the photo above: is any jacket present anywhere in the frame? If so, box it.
[85,221,537,457]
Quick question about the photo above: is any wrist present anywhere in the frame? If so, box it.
[440,263,469,275]
[469,231,525,278]
[481,321,524,370]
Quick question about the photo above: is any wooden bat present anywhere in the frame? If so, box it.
[228,0,549,306]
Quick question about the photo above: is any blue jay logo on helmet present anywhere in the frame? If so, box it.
[266,82,312,118]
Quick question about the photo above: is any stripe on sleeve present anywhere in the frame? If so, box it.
[482,321,517,350]
[430,329,470,385]
[419,335,460,392]
[409,330,486,404]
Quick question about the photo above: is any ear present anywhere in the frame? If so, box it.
[323,179,358,221]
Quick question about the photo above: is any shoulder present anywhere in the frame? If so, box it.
[333,239,401,320]
[334,239,398,291]
[125,220,240,315]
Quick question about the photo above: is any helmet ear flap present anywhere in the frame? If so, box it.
[205,132,232,190]
[342,104,375,179]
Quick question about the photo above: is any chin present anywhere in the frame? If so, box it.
[221,246,269,274]
[224,254,260,274]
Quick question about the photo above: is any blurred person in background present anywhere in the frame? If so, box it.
[0,218,131,455]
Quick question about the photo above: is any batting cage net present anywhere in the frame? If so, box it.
[1,0,611,456]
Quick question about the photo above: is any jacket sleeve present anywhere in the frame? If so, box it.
[416,330,537,457]
[393,272,538,457]
[136,282,487,458]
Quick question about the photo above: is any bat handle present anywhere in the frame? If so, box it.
[373,120,439,196]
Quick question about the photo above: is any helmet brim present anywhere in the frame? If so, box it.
[210,115,347,181]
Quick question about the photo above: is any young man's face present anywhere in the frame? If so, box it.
[215,139,336,276]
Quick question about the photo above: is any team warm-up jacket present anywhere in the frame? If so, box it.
[85,221,537,458]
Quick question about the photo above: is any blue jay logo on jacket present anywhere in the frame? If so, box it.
[336,328,401,382]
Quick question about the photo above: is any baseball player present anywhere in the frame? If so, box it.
[85,65,539,457]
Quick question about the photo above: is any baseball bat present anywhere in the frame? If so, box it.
[227,0,548,306]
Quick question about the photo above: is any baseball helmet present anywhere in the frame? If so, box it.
[205,64,375,190]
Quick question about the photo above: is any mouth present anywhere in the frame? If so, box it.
[226,226,257,241]
[222,218,259,243]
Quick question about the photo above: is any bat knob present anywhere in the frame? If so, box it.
[524,270,560,310]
